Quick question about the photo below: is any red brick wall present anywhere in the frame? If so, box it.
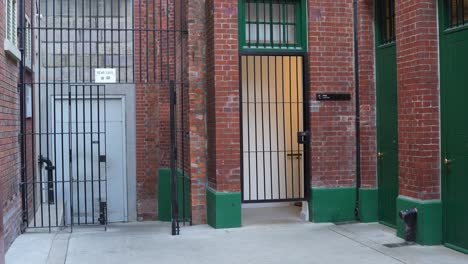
[358,0,377,189]
[395,0,440,200]
[206,0,241,192]
[1,0,22,250]
[308,0,357,188]
[187,0,207,224]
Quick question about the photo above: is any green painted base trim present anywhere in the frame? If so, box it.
[396,196,442,245]
[157,168,191,222]
[359,188,378,223]
[309,187,356,223]
[206,188,241,228]
[445,243,468,255]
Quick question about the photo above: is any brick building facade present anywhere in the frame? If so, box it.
[2,0,468,260]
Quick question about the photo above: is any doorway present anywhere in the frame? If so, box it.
[376,0,398,228]
[440,14,468,253]
[240,55,308,203]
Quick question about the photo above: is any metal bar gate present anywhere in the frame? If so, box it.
[240,54,309,203]
[17,0,190,234]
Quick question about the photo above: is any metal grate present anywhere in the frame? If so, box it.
[240,55,309,203]
[379,0,396,45]
[18,0,190,235]
[448,0,468,28]
[240,0,305,50]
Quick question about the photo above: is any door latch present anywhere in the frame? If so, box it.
[297,131,310,144]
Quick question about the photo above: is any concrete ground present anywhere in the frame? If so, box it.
[6,211,468,264]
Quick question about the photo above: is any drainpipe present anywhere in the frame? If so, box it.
[353,0,362,220]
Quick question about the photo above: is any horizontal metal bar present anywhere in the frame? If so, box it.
[242,198,306,204]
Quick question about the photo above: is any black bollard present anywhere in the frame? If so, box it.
[399,208,418,242]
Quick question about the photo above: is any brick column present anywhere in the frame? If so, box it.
[205,0,241,228]
[357,0,378,222]
[395,0,442,245]
[307,0,358,223]
[187,0,208,225]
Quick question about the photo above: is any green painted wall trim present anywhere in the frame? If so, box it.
[206,188,241,229]
[396,196,442,245]
[157,168,191,222]
[359,188,378,223]
[309,187,356,223]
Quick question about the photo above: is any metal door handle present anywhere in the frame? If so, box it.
[444,158,452,166]
[378,152,384,158]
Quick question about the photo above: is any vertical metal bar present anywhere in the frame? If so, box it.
[35,0,42,229]
[260,56,266,199]
[52,0,59,226]
[58,0,64,227]
[19,0,27,230]
[256,1,259,48]
[170,81,179,235]
[267,55,273,199]
[125,0,129,82]
[96,0,100,70]
[75,85,80,225]
[90,85,95,224]
[97,85,102,224]
[31,1,38,224]
[45,0,52,230]
[240,56,245,201]
[246,56,251,200]
[159,0,163,82]
[253,56,259,200]
[295,56,301,197]
[302,55,311,201]
[274,56,280,198]
[111,0,115,70]
[145,0,149,80]
[68,86,74,231]
[138,0,142,81]
[81,0,85,82]
[263,0,266,48]
[288,56,294,198]
[61,84,65,227]
[83,86,87,224]
[118,0,122,82]
[103,85,108,230]
[281,55,287,199]
[89,0,92,82]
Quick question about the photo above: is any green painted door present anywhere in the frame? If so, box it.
[441,27,468,253]
[376,44,398,228]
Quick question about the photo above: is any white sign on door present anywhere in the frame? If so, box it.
[95,68,117,83]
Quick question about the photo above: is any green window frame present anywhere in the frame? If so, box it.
[238,0,307,52]
[376,0,396,45]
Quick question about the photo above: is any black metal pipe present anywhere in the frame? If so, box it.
[38,156,55,204]
[19,0,27,231]
[170,80,180,235]
[353,0,362,220]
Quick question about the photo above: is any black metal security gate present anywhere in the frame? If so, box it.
[240,54,309,203]
[18,0,189,234]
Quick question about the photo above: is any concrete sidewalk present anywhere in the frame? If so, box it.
[6,221,468,264]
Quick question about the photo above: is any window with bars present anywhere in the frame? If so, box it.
[378,0,395,45]
[447,0,468,28]
[6,0,18,46]
[239,0,306,51]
